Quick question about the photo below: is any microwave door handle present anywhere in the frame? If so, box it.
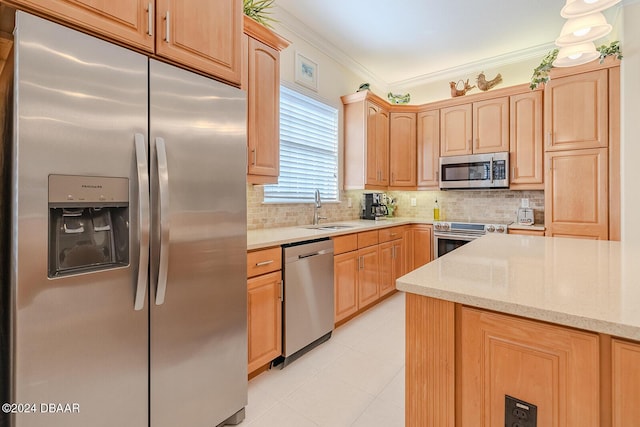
[134,133,150,311]
[489,157,494,184]
[154,137,170,305]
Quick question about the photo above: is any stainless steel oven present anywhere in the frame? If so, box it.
[433,221,509,259]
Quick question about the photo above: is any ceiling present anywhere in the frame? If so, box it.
[273,0,624,88]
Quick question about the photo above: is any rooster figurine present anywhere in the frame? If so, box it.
[476,72,502,91]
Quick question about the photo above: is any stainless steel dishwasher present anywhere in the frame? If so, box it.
[281,238,334,367]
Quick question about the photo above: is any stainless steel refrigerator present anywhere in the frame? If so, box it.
[0,11,247,427]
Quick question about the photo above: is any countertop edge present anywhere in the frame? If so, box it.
[396,281,640,341]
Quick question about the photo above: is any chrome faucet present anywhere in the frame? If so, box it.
[313,189,327,225]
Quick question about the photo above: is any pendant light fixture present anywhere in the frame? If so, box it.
[553,42,601,67]
[555,12,612,46]
[561,0,622,18]
[553,0,620,67]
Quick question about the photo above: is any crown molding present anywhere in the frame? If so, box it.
[273,2,631,92]
[273,6,390,92]
[391,42,557,89]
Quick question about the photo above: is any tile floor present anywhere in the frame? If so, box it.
[245,291,405,427]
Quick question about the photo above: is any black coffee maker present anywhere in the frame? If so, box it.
[361,193,388,220]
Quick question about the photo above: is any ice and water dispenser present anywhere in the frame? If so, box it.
[48,175,130,277]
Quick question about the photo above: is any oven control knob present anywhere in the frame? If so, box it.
[443,223,450,231]
[486,225,496,233]
[496,225,506,233]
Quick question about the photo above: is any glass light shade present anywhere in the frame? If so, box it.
[555,12,612,46]
[561,0,621,18]
[553,42,600,67]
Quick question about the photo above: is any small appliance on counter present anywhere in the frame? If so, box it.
[517,198,535,226]
[361,193,388,220]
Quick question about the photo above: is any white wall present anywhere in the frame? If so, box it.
[620,1,640,243]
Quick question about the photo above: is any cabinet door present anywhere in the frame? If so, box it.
[544,69,608,151]
[389,112,417,187]
[440,103,472,156]
[411,225,432,270]
[461,307,600,427]
[358,245,379,308]
[8,0,153,51]
[379,239,404,297]
[334,251,359,323]
[247,271,282,373]
[247,36,280,182]
[365,102,380,185]
[155,0,242,85]
[545,148,608,239]
[376,107,390,186]
[510,91,543,189]
[379,241,394,297]
[473,97,509,154]
[612,339,640,427]
[417,109,440,188]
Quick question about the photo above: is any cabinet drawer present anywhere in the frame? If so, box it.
[333,233,358,255]
[379,226,405,242]
[357,230,379,248]
[247,247,281,278]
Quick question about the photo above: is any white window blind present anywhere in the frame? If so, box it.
[264,85,339,203]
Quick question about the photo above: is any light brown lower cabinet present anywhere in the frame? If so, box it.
[410,224,432,270]
[461,307,600,427]
[612,339,640,426]
[406,294,639,427]
[247,247,282,374]
[333,227,409,325]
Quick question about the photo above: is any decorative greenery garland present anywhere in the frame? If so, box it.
[529,41,622,90]
[243,0,276,28]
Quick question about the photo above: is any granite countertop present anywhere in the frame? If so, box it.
[396,233,640,341]
[247,217,428,250]
[247,218,546,250]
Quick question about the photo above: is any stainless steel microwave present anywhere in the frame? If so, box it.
[439,152,509,189]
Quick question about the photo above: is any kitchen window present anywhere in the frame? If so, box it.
[264,84,339,203]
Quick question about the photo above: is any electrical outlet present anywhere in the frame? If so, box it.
[347,198,352,208]
[505,395,537,427]
[410,198,417,207]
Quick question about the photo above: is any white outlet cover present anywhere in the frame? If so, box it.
[411,198,417,207]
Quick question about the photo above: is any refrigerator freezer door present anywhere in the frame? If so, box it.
[149,59,247,427]
[9,12,149,427]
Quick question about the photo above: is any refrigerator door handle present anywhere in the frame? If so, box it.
[155,136,170,305]
[134,133,150,311]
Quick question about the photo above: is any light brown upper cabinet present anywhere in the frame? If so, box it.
[155,0,242,85]
[342,91,390,190]
[543,61,620,240]
[243,16,289,184]
[389,111,417,188]
[6,0,154,51]
[510,90,544,189]
[545,148,609,239]
[8,0,243,85]
[440,97,509,157]
[417,109,440,188]
[544,69,608,151]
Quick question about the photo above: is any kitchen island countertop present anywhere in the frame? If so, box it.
[396,233,640,340]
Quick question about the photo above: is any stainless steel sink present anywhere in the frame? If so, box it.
[304,224,356,231]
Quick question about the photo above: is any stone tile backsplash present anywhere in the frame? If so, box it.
[247,183,545,230]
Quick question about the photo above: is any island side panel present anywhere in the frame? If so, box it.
[405,294,455,427]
